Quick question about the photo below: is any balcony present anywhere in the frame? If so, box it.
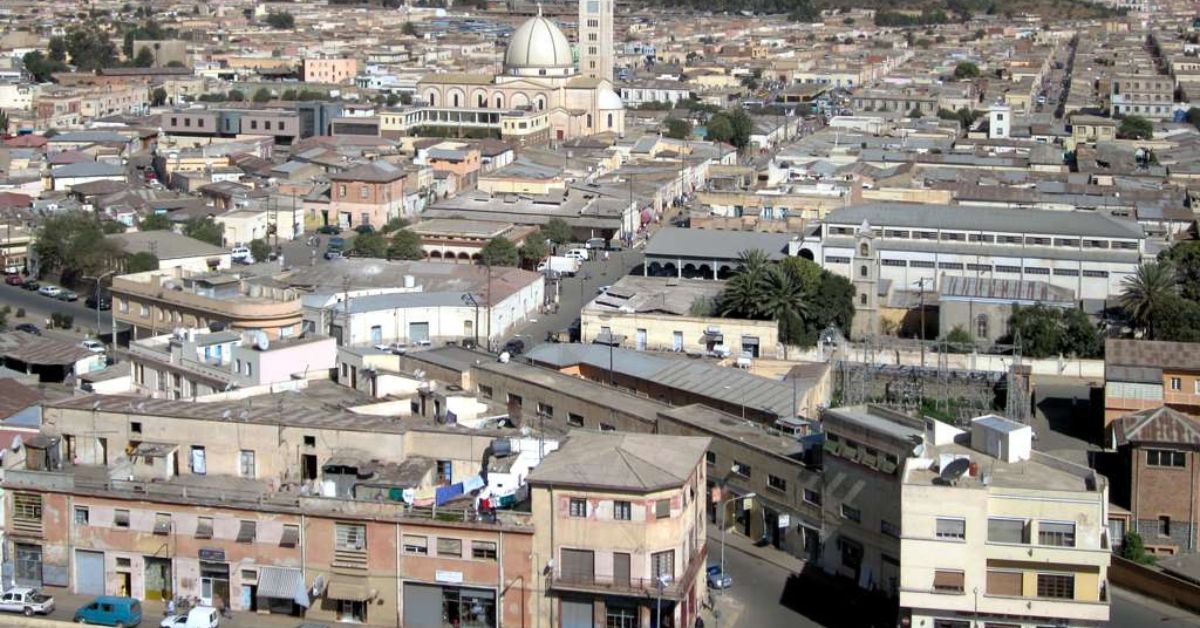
[549,544,706,601]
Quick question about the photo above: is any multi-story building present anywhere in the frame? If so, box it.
[578,0,615,81]
[800,203,1147,307]
[161,108,302,144]
[328,161,408,228]
[528,431,710,628]
[0,224,32,274]
[302,57,359,85]
[1111,405,1200,555]
[110,268,304,342]
[1110,74,1174,119]
[1103,339,1200,428]
[900,415,1111,627]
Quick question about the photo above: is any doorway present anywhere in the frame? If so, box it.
[144,557,172,601]
[97,437,108,465]
[200,562,230,608]
[301,454,318,481]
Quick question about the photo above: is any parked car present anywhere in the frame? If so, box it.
[354,224,374,234]
[21,280,38,291]
[73,596,143,627]
[317,225,341,235]
[160,606,219,628]
[0,586,54,617]
[323,250,343,261]
[37,285,61,297]
[230,246,254,265]
[86,294,111,310]
[706,564,733,589]
[56,289,79,302]
[563,248,589,262]
[4,273,22,286]
[80,339,105,353]
[15,324,40,336]
[502,338,526,355]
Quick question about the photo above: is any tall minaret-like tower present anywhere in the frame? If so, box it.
[578,0,614,81]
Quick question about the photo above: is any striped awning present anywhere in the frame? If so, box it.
[326,577,371,602]
[257,566,309,608]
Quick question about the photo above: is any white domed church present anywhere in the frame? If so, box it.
[416,2,624,141]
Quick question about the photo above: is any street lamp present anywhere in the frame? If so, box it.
[596,331,624,386]
[913,277,932,368]
[85,270,117,341]
[461,293,480,349]
[718,491,756,597]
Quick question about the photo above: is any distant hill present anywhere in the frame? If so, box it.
[637,0,1117,23]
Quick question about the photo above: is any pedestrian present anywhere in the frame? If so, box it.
[695,616,705,628]
[166,598,176,617]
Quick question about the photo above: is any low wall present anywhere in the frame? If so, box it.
[1110,554,1200,613]
[794,345,1106,380]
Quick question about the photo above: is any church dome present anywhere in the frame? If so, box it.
[597,87,623,110]
[504,14,576,77]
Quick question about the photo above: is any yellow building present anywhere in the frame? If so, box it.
[900,416,1110,627]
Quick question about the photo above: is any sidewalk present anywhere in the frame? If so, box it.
[41,587,332,628]
[706,525,807,575]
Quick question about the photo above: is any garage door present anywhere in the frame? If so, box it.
[402,583,443,628]
[561,599,593,628]
[409,322,430,344]
[75,550,104,596]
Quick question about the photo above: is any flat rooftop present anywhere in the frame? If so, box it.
[904,442,1101,494]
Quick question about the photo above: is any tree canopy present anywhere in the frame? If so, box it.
[519,233,548,267]
[665,117,692,140]
[953,61,980,79]
[137,213,172,231]
[125,251,159,273]
[350,232,388,258]
[1005,305,1102,359]
[479,237,520,267]
[387,229,425,260]
[252,87,273,103]
[34,212,124,284]
[542,218,574,245]
[182,217,223,247]
[265,11,295,29]
[705,108,754,150]
[249,239,271,262]
[1117,115,1153,140]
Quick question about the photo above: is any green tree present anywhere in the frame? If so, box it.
[942,325,973,352]
[125,251,159,273]
[101,220,127,234]
[1186,107,1200,130]
[402,22,419,36]
[1118,115,1153,140]
[758,265,810,356]
[252,87,273,103]
[63,25,119,71]
[953,61,980,79]
[34,211,123,282]
[1159,240,1200,302]
[1120,531,1157,565]
[265,11,295,29]
[907,107,923,118]
[227,89,245,102]
[705,115,735,145]
[137,213,172,231]
[281,89,298,101]
[542,217,573,245]
[717,250,773,318]
[479,237,519,267]
[519,233,548,267]
[1006,305,1102,359]
[182,217,223,246]
[350,232,388,258]
[387,229,425,260]
[22,51,67,82]
[1120,261,1176,339]
[151,87,168,106]
[381,216,410,234]
[48,37,67,62]
[1151,294,1200,342]
[132,45,155,67]
[664,117,692,140]
[249,238,271,262]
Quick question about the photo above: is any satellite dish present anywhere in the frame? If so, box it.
[940,458,971,483]
[253,330,270,351]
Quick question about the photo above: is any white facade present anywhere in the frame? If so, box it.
[578,0,615,81]
[0,83,35,111]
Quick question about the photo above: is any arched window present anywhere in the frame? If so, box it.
[586,114,593,128]
[859,293,868,305]
[860,243,869,256]
[859,265,868,278]
[975,314,989,339]
[428,93,436,107]
[495,95,503,108]
[452,93,460,107]
[607,113,613,128]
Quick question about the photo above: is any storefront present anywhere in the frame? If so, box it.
[325,576,372,624]
[403,581,496,627]
[255,566,309,616]
[198,551,230,609]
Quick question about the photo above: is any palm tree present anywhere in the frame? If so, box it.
[717,250,771,318]
[758,265,810,357]
[1120,260,1175,339]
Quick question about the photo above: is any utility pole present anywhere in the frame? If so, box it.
[485,263,492,352]
[341,275,351,345]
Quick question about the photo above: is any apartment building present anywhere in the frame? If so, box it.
[303,57,359,85]
[110,268,304,342]
[161,108,303,143]
[14,386,540,625]
[328,161,408,228]
[1110,74,1175,119]
[528,431,710,628]
[1103,339,1200,428]
[900,415,1111,627]
[1111,406,1200,556]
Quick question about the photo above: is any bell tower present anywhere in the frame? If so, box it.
[578,0,614,81]
[851,219,880,339]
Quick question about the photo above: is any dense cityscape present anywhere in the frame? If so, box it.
[0,0,1197,627]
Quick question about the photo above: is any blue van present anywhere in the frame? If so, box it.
[73,596,142,627]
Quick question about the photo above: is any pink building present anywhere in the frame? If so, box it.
[329,161,407,228]
[302,58,358,85]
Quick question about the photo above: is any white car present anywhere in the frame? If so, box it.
[80,339,105,354]
[37,285,61,297]
[161,606,219,628]
[0,587,54,616]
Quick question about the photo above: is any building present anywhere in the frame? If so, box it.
[48,161,126,191]
[1070,115,1118,148]
[1110,406,1200,555]
[578,0,615,82]
[302,57,359,85]
[110,268,304,342]
[161,108,304,144]
[900,415,1111,627]
[800,203,1147,308]
[1110,74,1174,119]
[0,224,33,274]
[126,329,337,399]
[527,431,710,628]
[416,8,625,140]
[328,161,408,228]
[409,218,537,263]
[107,231,232,273]
[643,227,794,280]
[937,276,1076,345]
[1103,339,1200,428]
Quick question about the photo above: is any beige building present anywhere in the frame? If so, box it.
[900,415,1111,627]
[528,431,710,628]
[302,57,359,85]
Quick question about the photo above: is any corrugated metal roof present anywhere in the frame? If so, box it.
[1107,339,1200,370]
[1113,406,1200,447]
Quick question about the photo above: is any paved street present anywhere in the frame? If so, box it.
[0,282,111,336]
[710,538,825,628]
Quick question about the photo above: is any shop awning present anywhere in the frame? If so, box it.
[257,566,309,608]
[326,577,371,602]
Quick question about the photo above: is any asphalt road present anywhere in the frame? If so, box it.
[712,542,825,628]
[0,282,111,335]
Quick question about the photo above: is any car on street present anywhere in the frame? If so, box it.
[324,250,343,261]
[37,285,61,297]
[317,225,341,235]
[21,280,38,291]
[0,587,54,617]
[80,339,105,353]
[4,274,22,286]
[706,565,732,589]
[56,289,79,302]
[87,294,111,310]
[15,324,41,336]
[354,224,374,234]
[160,606,219,628]
[73,596,143,627]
